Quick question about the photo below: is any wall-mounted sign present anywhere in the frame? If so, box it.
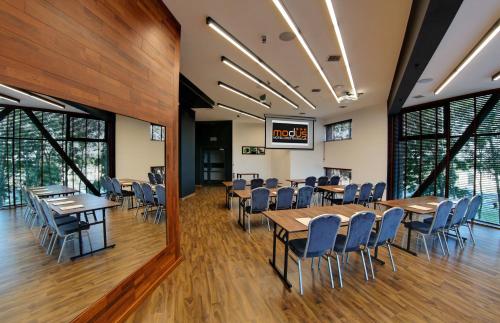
[265,117,314,150]
[242,146,265,155]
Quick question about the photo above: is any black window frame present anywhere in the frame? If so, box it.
[150,123,165,141]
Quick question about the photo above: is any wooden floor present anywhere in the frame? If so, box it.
[128,186,500,322]
[0,202,165,322]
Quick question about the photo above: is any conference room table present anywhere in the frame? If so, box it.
[47,194,120,260]
[232,187,298,230]
[377,196,447,256]
[222,180,283,209]
[262,204,383,288]
[27,185,79,198]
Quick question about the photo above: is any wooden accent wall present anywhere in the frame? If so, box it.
[0,0,181,321]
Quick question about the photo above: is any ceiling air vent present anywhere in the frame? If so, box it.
[327,55,341,62]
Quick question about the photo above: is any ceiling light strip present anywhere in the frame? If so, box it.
[0,83,65,109]
[207,17,316,110]
[434,20,500,95]
[218,81,271,109]
[0,93,20,104]
[325,0,357,98]
[217,103,265,122]
[492,71,500,81]
[221,57,298,109]
[271,0,340,103]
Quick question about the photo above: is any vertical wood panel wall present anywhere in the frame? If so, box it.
[0,0,181,321]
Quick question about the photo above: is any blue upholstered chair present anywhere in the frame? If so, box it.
[332,183,358,205]
[250,178,264,189]
[100,176,113,199]
[112,178,134,208]
[270,187,294,210]
[404,200,454,261]
[295,186,314,209]
[461,195,482,245]
[367,207,405,275]
[370,182,386,208]
[155,185,166,224]
[131,182,145,217]
[265,178,279,189]
[357,183,373,206]
[446,197,469,249]
[315,176,329,205]
[305,176,316,187]
[244,187,270,232]
[329,176,340,185]
[141,183,157,222]
[289,214,342,294]
[333,211,376,287]
[154,172,164,185]
[229,179,246,210]
[148,172,157,185]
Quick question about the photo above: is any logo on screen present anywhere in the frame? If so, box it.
[272,122,308,144]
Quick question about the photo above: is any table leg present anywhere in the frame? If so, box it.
[393,211,418,256]
[283,231,289,282]
[373,221,385,265]
[77,212,83,256]
[268,223,292,288]
[102,209,108,248]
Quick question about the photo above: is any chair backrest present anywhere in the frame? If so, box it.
[429,200,454,233]
[156,185,166,206]
[250,178,264,189]
[317,176,329,186]
[265,178,279,189]
[250,187,270,212]
[372,182,386,201]
[305,176,316,187]
[154,173,164,184]
[111,178,122,195]
[148,172,157,185]
[342,184,358,204]
[448,197,469,227]
[303,214,342,258]
[357,183,373,204]
[31,194,48,226]
[132,182,144,202]
[25,189,35,209]
[232,179,246,190]
[296,186,314,209]
[141,183,155,204]
[329,176,340,185]
[342,211,376,252]
[372,207,405,246]
[40,199,60,235]
[275,187,294,210]
[464,195,482,222]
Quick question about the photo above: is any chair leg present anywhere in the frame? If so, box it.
[335,253,343,288]
[49,234,58,255]
[441,231,450,255]
[420,234,431,261]
[311,257,314,269]
[297,258,303,295]
[360,250,369,281]
[247,214,251,233]
[437,232,447,256]
[455,227,464,249]
[466,223,476,245]
[327,256,335,289]
[366,248,375,279]
[387,244,397,272]
[266,217,271,231]
[317,257,321,269]
[58,236,69,263]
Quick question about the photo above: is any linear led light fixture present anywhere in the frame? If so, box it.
[0,83,65,109]
[221,57,298,109]
[492,71,500,81]
[435,20,500,95]
[325,0,357,98]
[0,93,20,104]
[271,0,340,103]
[218,81,271,109]
[207,17,316,110]
[217,103,265,122]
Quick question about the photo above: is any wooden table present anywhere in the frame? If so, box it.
[286,178,319,187]
[317,185,345,205]
[119,178,147,187]
[48,194,120,260]
[232,188,298,230]
[27,185,79,198]
[262,205,383,288]
[378,196,447,256]
[223,181,283,209]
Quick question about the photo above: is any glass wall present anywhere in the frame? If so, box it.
[392,92,500,226]
[0,108,108,207]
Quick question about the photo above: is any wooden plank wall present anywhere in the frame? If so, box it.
[0,0,181,321]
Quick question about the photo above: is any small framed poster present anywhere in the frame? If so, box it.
[242,146,265,155]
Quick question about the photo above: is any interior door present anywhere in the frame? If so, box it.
[202,148,225,184]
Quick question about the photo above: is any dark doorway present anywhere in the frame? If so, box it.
[202,148,226,184]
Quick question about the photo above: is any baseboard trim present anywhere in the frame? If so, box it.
[181,192,196,201]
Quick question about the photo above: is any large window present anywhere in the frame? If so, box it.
[0,108,108,207]
[325,119,352,141]
[391,92,500,226]
[150,124,165,141]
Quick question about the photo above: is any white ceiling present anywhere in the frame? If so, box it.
[0,85,85,114]
[404,0,500,107]
[164,0,411,122]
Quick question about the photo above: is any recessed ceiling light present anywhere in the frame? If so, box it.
[271,0,340,103]
[0,83,65,109]
[325,0,358,99]
[492,71,500,81]
[207,17,316,110]
[435,21,500,95]
[221,57,298,109]
[217,103,264,122]
[299,112,306,115]
[412,94,425,99]
[0,93,20,104]
[417,78,433,84]
[339,105,347,109]
[218,81,271,109]
[279,31,295,41]
[311,88,321,93]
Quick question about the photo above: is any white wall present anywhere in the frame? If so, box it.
[115,115,164,181]
[323,105,387,184]
[289,120,325,179]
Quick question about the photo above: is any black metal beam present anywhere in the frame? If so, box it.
[387,0,463,115]
[412,93,499,196]
[24,109,101,196]
[0,107,13,123]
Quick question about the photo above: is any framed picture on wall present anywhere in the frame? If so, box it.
[242,146,265,155]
